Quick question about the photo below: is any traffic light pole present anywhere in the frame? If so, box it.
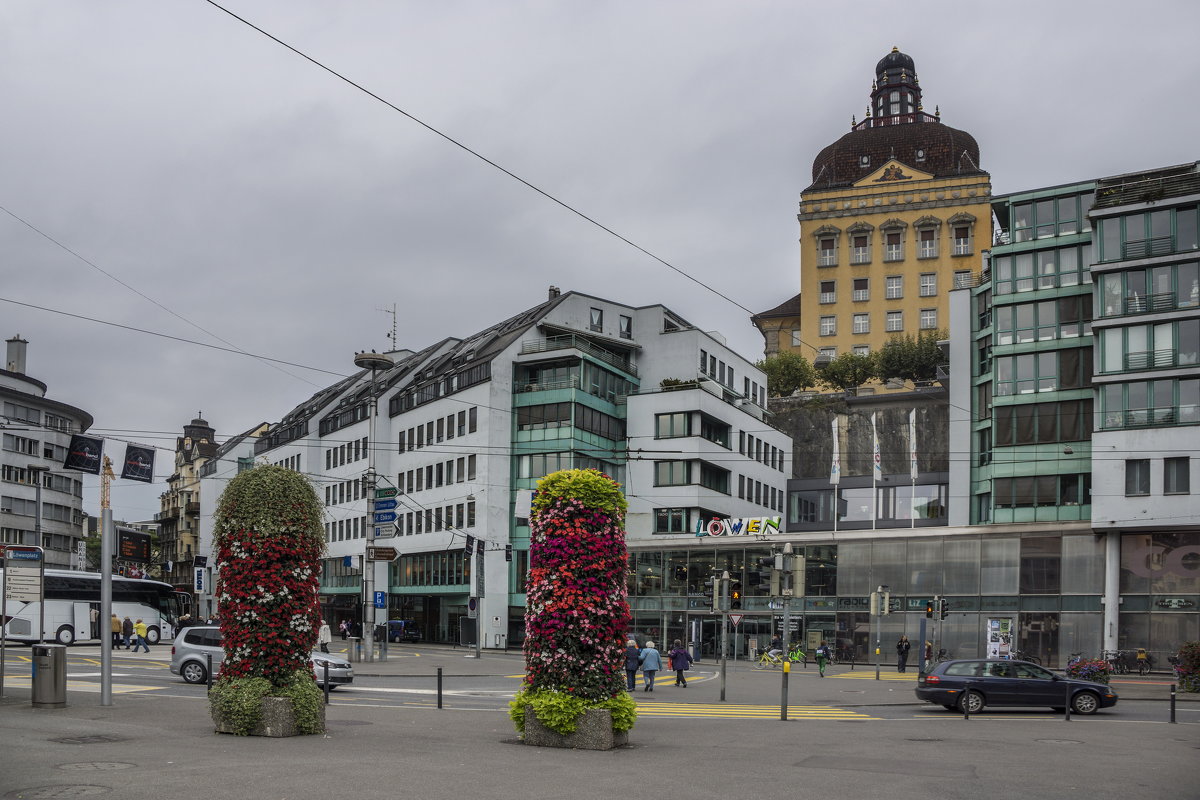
[719,570,729,703]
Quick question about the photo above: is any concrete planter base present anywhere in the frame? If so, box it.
[522,707,628,750]
[212,696,325,738]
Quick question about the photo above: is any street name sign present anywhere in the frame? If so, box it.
[367,546,399,562]
[373,511,397,524]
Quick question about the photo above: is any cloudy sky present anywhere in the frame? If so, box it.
[2,0,1195,523]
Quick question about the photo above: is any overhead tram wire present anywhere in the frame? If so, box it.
[202,0,761,322]
[0,204,322,389]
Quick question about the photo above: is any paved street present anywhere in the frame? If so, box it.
[2,641,1197,799]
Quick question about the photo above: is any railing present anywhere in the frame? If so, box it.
[1123,291,1177,315]
[1105,408,1179,429]
[514,376,581,393]
[1094,170,1200,209]
[1124,236,1175,260]
[818,252,837,267]
[1125,349,1179,371]
[852,111,940,130]
[953,240,972,256]
[520,335,637,377]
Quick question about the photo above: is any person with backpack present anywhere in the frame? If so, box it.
[815,640,832,677]
[668,639,692,687]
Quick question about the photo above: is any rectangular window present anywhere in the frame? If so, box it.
[590,307,603,332]
[655,412,690,439]
[446,414,455,440]
[436,417,444,443]
[953,225,973,255]
[919,272,937,297]
[918,228,937,259]
[468,407,478,433]
[619,315,633,339]
[885,275,902,299]
[818,236,837,267]
[1125,459,1151,496]
[790,329,803,347]
[654,461,690,486]
[1165,457,1190,494]
[819,280,836,304]
[819,315,836,336]
[919,308,938,330]
[654,508,692,533]
[852,277,869,301]
[852,234,870,264]
[853,345,870,356]
[852,313,870,334]
[884,231,903,261]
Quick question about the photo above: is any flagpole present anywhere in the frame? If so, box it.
[830,417,840,533]
[871,413,878,531]
[910,408,918,529]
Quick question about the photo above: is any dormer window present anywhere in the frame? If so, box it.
[860,155,870,168]
[915,148,926,162]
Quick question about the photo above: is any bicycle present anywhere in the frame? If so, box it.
[754,651,785,670]
[786,643,807,665]
[1103,649,1130,674]
[1009,649,1041,665]
[1135,650,1154,676]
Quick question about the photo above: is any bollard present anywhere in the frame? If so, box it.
[206,653,213,691]
[1170,683,1176,724]
[437,666,443,709]
[781,661,790,721]
[1064,684,1071,722]
[323,662,330,705]
[962,684,971,720]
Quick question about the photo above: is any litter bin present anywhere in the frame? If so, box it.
[31,644,67,709]
[347,637,362,663]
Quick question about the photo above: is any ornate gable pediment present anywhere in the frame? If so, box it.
[853,159,934,187]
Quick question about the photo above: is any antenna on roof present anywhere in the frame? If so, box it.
[378,304,398,350]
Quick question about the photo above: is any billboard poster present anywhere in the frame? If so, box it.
[63,435,104,474]
[120,444,156,483]
[986,617,1013,659]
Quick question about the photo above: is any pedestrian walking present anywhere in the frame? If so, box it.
[668,639,692,687]
[624,639,640,692]
[896,635,911,673]
[815,640,831,677]
[131,619,150,653]
[339,620,348,640]
[89,606,100,639]
[639,640,662,692]
[110,614,121,649]
[121,616,133,649]
[924,640,933,672]
[318,621,332,654]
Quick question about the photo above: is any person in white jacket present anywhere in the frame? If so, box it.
[639,641,663,692]
[318,621,332,654]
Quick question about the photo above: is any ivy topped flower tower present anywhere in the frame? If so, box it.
[209,464,326,736]
[510,468,637,748]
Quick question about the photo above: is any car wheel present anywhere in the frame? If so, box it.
[181,661,208,684]
[959,690,985,714]
[55,625,75,646]
[1071,691,1100,715]
[145,626,160,645]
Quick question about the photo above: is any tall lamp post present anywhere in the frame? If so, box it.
[354,351,393,664]
[26,464,50,643]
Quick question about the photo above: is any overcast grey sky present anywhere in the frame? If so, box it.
[2,1,1195,523]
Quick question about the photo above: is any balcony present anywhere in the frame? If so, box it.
[520,334,637,377]
[1125,349,1181,371]
[185,501,200,515]
[1122,291,1179,315]
[1123,236,1175,260]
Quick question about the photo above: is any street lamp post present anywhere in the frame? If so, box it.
[354,351,393,664]
[27,464,50,643]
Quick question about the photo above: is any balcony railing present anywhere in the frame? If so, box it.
[514,376,581,393]
[1123,236,1176,260]
[1104,407,1193,429]
[1123,291,1178,315]
[520,334,638,377]
[1125,349,1180,371]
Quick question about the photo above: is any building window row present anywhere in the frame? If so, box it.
[992,243,1093,296]
[1100,377,1200,429]
[993,474,1090,508]
[738,431,785,472]
[741,377,766,409]
[652,506,721,534]
[395,502,476,536]
[1098,261,1200,317]
[399,455,477,494]
[325,436,368,469]
[789,484,948,525]
[699,349,735,390]
[1097,204,1199,262]
[737,474,783,512]
[324,515,367,543]
[390,549,471,587]
[324,477,362,507]
[1125,457,1190,496]
[274,454,300,471]
[1099,319,1200,374]
[652,460,731,494]
[398,408,478,453]
[993,348,1092,397]
[991,399,1093,447]
[0,496,83,525]
[994,295,1092,345]
[1010,192,1095,243]
[0,465,82,497]
[820,220,975,268]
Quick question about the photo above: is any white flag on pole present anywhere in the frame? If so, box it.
[909,408,919,482]
[830,417,841,485]
[871,412,882,481]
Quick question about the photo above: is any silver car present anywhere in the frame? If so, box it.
[170,626,353,688]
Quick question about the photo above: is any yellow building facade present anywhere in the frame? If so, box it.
[759,48,992,366]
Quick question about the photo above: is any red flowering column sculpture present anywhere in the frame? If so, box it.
[510,468,636,747]
[209,464,325,736]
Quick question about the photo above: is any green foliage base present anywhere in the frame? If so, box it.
[510,688,637,735]
[1175,641,1200,692]
[209,670,324,736]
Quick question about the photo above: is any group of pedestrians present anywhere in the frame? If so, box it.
[625,639,692,692]
[108,613,151,652]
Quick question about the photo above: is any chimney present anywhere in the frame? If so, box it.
[5,335,28,374]
[548,286,560,300]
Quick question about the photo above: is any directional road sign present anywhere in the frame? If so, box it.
[367,546,399,562]
[375,487,398,499]
[373,511,397,524]
[729,613,744,627]
[374,499,397,511]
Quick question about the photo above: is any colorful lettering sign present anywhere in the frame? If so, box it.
[694,516,782,537]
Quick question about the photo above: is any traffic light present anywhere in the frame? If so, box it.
[730,586,742,610]
[504,544,513,562]
[938,596,949,620]
[703,577,718,612]
[880,590,892,615]
[925,598,935,618]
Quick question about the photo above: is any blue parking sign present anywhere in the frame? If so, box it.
[374,591,387,609]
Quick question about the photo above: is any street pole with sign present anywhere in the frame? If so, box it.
[1,545,45,697]
[354,351,393,663]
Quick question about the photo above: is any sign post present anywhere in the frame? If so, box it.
[1,545,45,698]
